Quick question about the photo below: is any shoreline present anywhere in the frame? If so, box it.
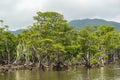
[0,62,118,73]
[0,63,82,72]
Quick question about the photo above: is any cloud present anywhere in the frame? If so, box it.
[43,0,120,20]
[0,0,43,30]
[0,0,120,30]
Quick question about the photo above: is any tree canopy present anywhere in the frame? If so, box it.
[0,12,120,69]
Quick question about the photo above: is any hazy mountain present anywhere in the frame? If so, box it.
[10,29,25,34]
[10,18,120,34]
[69,18,120,30]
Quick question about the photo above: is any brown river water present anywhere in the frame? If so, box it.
[0,65,120,80]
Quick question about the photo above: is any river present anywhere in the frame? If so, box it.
[0,65,120,80]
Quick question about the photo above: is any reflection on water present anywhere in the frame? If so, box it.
[0,65,120,80]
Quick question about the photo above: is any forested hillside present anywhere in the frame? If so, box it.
[0,12,120,70]
[10,29,26,34]
[12,18,120,35]
[69,19,120,30]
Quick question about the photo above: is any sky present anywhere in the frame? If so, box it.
[0,0,120,30]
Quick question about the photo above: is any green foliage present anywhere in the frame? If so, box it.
[15,12,120,67]
[1,11,120,68]
[0,27,16,63]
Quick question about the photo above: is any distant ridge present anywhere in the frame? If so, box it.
[10,18,120,35]
[10,29,25,34]
[69,18,120,30]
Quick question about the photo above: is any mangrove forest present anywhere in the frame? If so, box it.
[0,11,120,71]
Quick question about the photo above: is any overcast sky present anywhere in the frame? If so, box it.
[0,0,120,30]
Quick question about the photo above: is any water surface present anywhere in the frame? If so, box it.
[0,65,120,80]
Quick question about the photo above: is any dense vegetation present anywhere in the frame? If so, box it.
[0,12,120,70]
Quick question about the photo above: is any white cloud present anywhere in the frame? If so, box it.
[0,0,120,30]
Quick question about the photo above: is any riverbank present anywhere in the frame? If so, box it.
[0,61,119,73]
[0,62,102,72]
[0,62,68,72]
[0,62,74,72]
[0,64,35,72]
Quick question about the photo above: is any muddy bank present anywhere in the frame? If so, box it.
[0,64,36,72]
[0,61,118,72]
[0,62,68,72]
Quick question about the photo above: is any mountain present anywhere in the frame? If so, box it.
[10,18,120,35]
[69,18,120,30]
[10,29,25,34]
